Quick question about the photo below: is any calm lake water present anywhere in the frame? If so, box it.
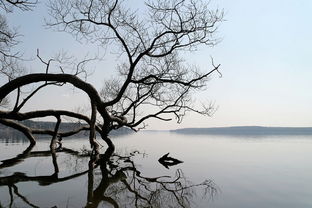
[0,131,312,208]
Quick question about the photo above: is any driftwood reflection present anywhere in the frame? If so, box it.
[0,145,217,208]
[87,153,217,208]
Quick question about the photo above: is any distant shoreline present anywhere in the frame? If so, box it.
[169,126,312,135]
[2,121,312,137]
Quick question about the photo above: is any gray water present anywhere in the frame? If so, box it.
[0,131,312,207]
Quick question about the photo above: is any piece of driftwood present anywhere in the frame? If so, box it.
[158,153,183,169]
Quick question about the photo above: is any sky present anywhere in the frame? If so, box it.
[3,0,312,130]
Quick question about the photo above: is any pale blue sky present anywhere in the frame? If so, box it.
[4,0,312,129]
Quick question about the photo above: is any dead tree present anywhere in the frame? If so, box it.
[0,0,223,154]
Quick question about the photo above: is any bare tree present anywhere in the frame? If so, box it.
[0,0,223,154]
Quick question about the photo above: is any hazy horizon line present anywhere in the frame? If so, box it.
[145,125,312,131]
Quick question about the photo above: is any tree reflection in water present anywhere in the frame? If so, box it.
[0,144,217,208]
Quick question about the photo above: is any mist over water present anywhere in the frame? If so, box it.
[1,131,312,208]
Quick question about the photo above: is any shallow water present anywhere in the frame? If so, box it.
[0,131,312,207]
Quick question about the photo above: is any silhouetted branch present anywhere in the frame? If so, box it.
[45,0,223,131]
[0,118,36,144]
[0,0,37,12]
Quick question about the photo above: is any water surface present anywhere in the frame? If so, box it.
[0,131,311,207]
